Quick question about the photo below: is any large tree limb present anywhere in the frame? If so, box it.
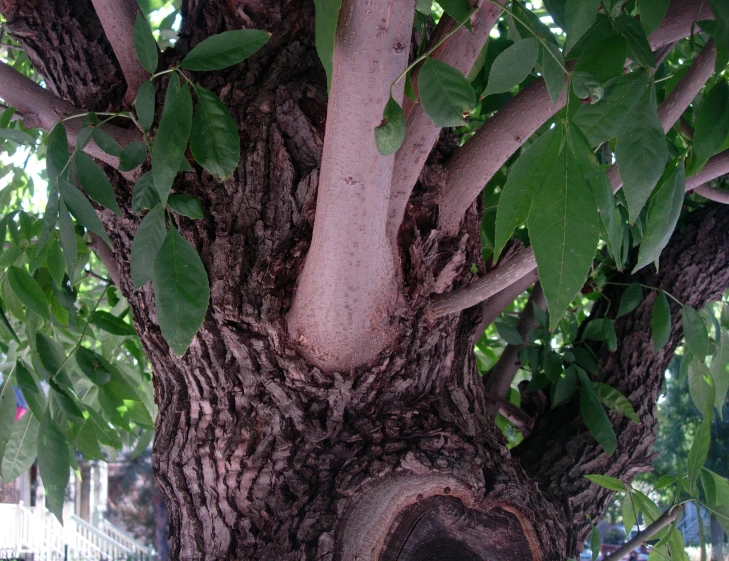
[386,2,503,240]
[286,0,414,371]
[515,204,729,555]
[686,150,729,191]
[437,0,714,236]
[474,267,539,337]
[0,60,141,168]
[692,184,729,204]
[433,32,719,321]
[90,0,149,104]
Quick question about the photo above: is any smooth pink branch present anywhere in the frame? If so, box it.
[686,150,729,191]
[286,0,414,371]
[692,184,729,204]
[387,2,503,240]
[0,60,141,169]
[90,0,150,104]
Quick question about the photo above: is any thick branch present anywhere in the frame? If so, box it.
[438,0,714,236]
[474,267,539,337]
[603,506,680,561]
[692,184,729,204]
[90,0,149,104]
[0,60,141,168]
[286,0,414,371]
[386,2,503,240]
[686,150,729,191]
[483,284,545,415]
[426,247,537,318]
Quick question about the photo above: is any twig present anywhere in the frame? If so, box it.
[484,392,534,434]
[602,506,680,561]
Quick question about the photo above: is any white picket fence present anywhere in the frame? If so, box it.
[0,504,154,561]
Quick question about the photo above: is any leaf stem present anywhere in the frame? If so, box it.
[149,67,177,80]
[605,281,686,307]
[50,282,109,383]
[484,0,568,73]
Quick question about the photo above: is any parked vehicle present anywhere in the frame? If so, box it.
[579,541,593,560]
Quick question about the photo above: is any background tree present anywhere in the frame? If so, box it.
[0,1,728,560]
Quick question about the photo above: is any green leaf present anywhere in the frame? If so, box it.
[38,183,59,251]
[46,123,69,187]
[90,310,136,336]
[569,123,622,262]
[74,151,122,215]
[592,381,640,422]
[622,493,637,537]
[527,125,600,330]
[437,0,471,23]
[0,128,34,144]
[543,0,566,28]
[59,178,112,246]
[37,407,69,523]
[617,85,667,223]
[653,475,677,490]
[688,358,716,415]
[542,43,565,105]
[314,0,343,90]
[651,292,671,352]
[483,38,539,97]
[180,29,270,71]
[134,80,155,132]
[73,418,105,461]
[493,127,564,260]
[687,415,711,494]
[709,0,729,72]
[711,329,729,418]
[133,12,158,74]
[613,14,655,68]
[590,523,600,561]
[153,227,210,355]
[7,266,50,319]
[168,194,204,220]
[0,369,16,463]
[683,305,709,361]
[564,0,601,53]
[419,58,476,127]
[640,0,670,35]
[58,201,77,278]
[495,321,523,345]
[132,172,160,214]
[375,96,406,156]
[118,142,148,172]
[553,364,579,407]
[578,368,617,454]
[75,347,112,385]
[701,467,729,506]
[582,319,617,351]
[618,283,643,318]
[92,128,122,157]
[572,70,648,147]
[1,412,39,481]
[15,360,48,420]
[131,204,166,289]
[152,73,192,204]
[633,160,685,272]
[584,473,627,491]
[189,85,240,179]
[574,34,628,85]
[691,80,729,175]
[0,298,19,343]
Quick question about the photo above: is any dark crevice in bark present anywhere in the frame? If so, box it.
[516,205,729,557]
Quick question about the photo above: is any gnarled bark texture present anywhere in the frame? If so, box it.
[2,1,729,560]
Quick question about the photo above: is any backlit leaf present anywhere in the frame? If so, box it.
[688,358,715,415]
[683,305,709,361]
[584,473,627,491]
[687,415,711,494]
[1,412,39,481]
[7,266,49,320]
[592,382,640,422]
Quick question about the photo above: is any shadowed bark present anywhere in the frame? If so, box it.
[1,0,726,560]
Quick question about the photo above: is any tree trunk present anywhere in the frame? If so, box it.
[3,1,729,560]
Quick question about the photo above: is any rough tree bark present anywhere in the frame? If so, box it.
[1,1,727,560]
